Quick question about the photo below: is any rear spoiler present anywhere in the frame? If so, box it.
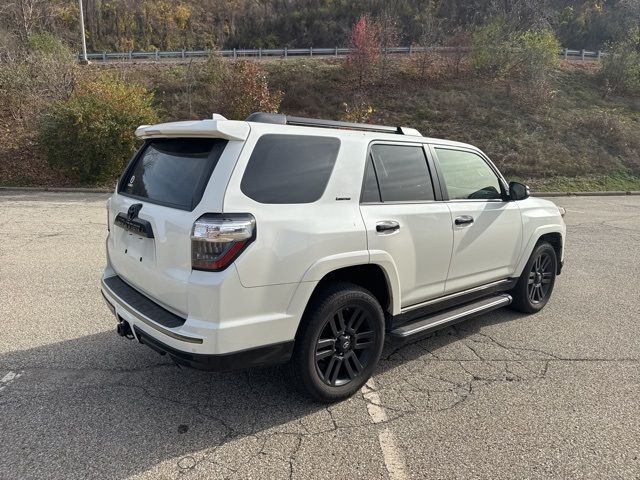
[135,115,249,141]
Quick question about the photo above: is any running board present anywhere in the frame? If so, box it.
[389,294,512,340]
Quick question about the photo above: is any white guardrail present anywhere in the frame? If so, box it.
[76,46,604,62]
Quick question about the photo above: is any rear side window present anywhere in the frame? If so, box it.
[241,134,340,204]
[370,144,435,202]
[361,156,381,203]
[120,138,228,210]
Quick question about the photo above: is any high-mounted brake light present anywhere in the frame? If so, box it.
[191,214,256,271]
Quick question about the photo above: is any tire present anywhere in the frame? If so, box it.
[291,282,385,403]
[510,242,557,313]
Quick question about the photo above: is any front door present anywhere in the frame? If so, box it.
[431,146,523,293]
[359,143,453,308]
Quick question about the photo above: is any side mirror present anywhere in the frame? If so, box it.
[509,181,530,201]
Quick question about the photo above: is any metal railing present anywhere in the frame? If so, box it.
[75,46,604,63]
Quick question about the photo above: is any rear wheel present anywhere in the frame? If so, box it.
[292,283,385,402]
[510,242,557,313]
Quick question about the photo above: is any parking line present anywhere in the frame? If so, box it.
[0,371,21,392]
[362,379,408,480]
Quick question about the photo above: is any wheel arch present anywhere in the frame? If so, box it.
[515,227,564,277]
[287,258,401,342]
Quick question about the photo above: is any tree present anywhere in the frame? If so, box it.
[375,10,399,84]
[344,15,380,91]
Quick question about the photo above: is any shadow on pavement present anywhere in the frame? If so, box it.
[0,308,524,479]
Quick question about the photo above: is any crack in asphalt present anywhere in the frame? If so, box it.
[2,339,639,478]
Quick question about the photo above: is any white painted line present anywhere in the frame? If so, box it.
[362,381,388,424]
[1,372,19,383]
[0,371,22,392]
[362,379,409,480]
[378,429,409,480]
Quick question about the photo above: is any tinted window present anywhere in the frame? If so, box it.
[241,134,340,204]
[370,145,434,202]
[361,156,381,203]
[120,138,227,210]
[435,148,503,200]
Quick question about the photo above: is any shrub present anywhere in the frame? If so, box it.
[602,28,640,95]
[39,75,159,183]
[471,20,560,80]
[218,60,282,120]
[341,101,374,123]
[0,33,76,122]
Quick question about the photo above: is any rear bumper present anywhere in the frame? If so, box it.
[133,326,293,371]
[101,275,201,344]
[101,273,295,371]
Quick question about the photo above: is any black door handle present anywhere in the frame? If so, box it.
[376,221,400,233]
[454,215,474,226]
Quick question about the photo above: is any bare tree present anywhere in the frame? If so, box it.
[376,10,399,85]
[2,0,43,42]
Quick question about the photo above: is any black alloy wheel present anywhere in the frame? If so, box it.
[314,305,377,387]
[527,251,554,304]
[510,242,557,313]
[291,282,385,402]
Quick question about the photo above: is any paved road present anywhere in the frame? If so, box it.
[1,192,639,479]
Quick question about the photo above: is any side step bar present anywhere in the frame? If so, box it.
[389,294,512,341]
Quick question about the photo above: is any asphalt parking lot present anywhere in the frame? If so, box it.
[1,191,639,479]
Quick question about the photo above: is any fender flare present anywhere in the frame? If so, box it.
[368,250,402,315]
[514,225,564,276]
[286,250,403,321]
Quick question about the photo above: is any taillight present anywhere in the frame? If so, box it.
[191,214,256,271]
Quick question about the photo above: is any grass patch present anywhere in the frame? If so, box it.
[522,172,640,192]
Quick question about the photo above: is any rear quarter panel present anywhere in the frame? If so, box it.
[223,126,370,288]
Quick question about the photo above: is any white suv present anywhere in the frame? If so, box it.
[101,112,566,402]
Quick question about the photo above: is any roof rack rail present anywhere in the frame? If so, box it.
[245,112,421,136]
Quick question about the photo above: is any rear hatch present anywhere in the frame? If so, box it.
[107,137,232,315]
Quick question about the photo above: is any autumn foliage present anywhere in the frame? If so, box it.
[344,15,380,90]
[219,60,282,120]
[39,75,159,183]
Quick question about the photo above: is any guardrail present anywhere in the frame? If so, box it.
[76,46,604,63]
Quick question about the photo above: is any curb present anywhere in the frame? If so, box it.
[532,191,640,197]
[0,186,112,193]
[1,186,639,197]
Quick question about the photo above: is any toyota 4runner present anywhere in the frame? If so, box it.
[101,112,566,402]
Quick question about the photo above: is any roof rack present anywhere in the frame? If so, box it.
[245,112,422,137]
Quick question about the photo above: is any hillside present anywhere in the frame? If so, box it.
[2,56,638,192]
[2,0,637,52]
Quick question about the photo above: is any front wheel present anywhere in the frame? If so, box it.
[291,283,385,402]
[510,242,557,313]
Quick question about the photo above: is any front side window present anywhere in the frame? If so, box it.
[370,144,435,202]
[241,134,340,204]
[435,148,503,200]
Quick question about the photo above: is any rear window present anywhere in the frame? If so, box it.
[120,138,227,210]
[241,134,340,204]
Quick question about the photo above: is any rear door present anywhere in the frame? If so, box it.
[107,137,236,314]
[430,146,522,293]
[360,143,453,308]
